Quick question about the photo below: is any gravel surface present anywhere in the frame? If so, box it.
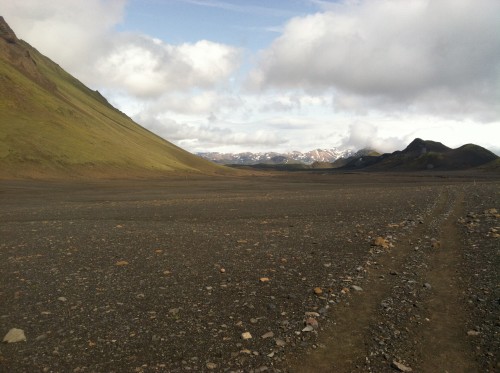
[0,173,498,372]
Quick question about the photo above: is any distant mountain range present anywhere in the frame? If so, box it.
[225,139,498,172]
[198,148,355,165]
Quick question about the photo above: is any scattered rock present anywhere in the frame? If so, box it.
[241,332,252,340]
[206,362,217,370]
[275,338,286,347]
[372,237,390,249]
[220,268,226,273]
[261,331,274,339]
[430,238,441,249]
[423,283,432,290]
[351,285,363,292]
[304,312,320,317]
[302,325,314,332]
[259,277,270,283]
[391,360,413,372]
[467,330,480,336]
[305,318,319,330]
[57,297,67,302]
[115,260,129,266]
[3,328,26,343]
[313,287,323,295]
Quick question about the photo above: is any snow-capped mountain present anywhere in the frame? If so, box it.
[197,148,355,165]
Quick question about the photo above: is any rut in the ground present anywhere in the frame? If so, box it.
[289,186,478,373]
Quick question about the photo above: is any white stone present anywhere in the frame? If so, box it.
[3,328,26,343]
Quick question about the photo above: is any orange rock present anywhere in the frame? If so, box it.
[313,287,323,295]
[372,236,389,249]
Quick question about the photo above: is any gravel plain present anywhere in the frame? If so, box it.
[0,172,498,372]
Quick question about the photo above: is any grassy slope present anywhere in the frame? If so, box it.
[0,39,231,179]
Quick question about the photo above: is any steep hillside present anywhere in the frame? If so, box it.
[0,17,230,179]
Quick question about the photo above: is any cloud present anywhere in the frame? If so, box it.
[340,122,408,152]
[1,0,125,71]
[249,0,500,120]
[134,112,286,152]
[2,0,241,99]
[95,35,241,97]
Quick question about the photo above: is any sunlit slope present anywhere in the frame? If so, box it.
[0,18,229,178]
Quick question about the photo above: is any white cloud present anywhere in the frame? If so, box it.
[133,112,286,152]
[249,0,500,121]
[1,0,241,99]
[1,0,125,72]
[95,35,241,97]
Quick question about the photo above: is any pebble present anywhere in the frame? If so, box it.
[241,332,252,340]
[423,283,432,290]
[275,338,286,347]
[261,331,274,339]
[3,328,26,343]
[351,285,363,292]
[391,360,413,372]
[302,325,314,332]
[313,287,323,295]
[57,297,67,302]
[305,318,319,329]
[35,334,48,341]
[467,330,480,336]
[206,362,217,370]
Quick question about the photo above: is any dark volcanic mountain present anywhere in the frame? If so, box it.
[0,17,229,179]
[342,138,498,171]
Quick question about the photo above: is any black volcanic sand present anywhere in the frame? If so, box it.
[0,173,498,372]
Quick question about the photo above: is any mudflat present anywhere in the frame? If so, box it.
[1,172,498,372]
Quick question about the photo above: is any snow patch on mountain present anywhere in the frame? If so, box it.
[197,148,355,165]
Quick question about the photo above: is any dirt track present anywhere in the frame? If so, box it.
[0,173,498,372]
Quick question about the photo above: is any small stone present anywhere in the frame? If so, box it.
[304,312,320,317]
[115,260,129,266]
[430,239,441,249]
[261,331,274,339]
[35,334,48,341]
[241,332,252,340]
[259,277,270,283]
[313,287,323,295]
[57,297,67,302]
[206,362,217,370]
[391,360,412,372]
[275,338,286,347]
[351,285,363,292]
[220,268,226,273]
[372,237,389,249]
[423,283,432,290]
[305,318,319,329]
[302,325,314,332]
[3,328,26,343]
[467,330,480,336]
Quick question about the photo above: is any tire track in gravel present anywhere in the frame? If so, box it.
[288,187,466,372]
[416,187,478,373]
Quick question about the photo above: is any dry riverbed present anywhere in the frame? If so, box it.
[0,173,498,372]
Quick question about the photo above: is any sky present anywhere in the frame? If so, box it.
[2,0,500,154]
